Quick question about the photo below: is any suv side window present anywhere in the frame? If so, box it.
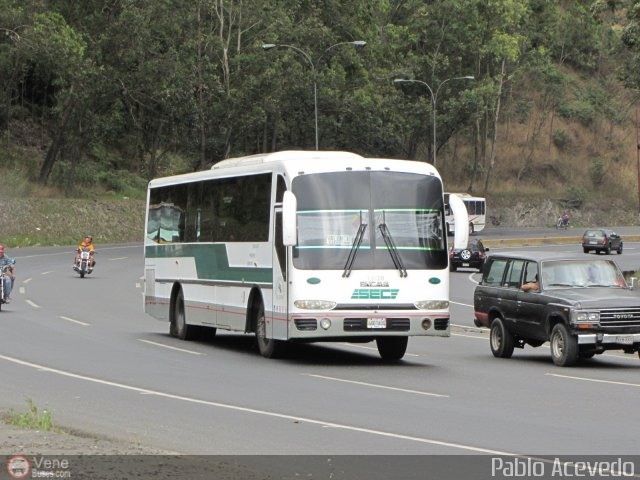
[523,261,538,285]
[483,259,508,285]
[505,260,524,288]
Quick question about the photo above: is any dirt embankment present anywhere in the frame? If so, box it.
[0,196,637,248]
[0,197,146,247]
[485,197,639,229]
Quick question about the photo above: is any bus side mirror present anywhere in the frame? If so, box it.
[448,194,469,250]
[282,191,297,246]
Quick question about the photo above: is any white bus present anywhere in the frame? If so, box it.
[144,151,468,360]
[444,193,486,235]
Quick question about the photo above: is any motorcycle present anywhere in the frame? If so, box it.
[74,247,95,278]
[556,216,570,230]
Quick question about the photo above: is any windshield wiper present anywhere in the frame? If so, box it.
[378,223,407,277]
[342,223,368,278]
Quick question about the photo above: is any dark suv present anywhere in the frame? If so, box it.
[582,229,623,254]
[449,239,488,272]
[473,251,640,366]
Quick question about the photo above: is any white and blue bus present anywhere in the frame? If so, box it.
[144,151,469,360]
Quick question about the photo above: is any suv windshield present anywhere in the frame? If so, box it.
[541,259,626,289]
[292,171,447,270]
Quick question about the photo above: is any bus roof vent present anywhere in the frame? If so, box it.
[212,150,365,170]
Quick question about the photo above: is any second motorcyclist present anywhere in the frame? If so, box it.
[0,245,17,303]
[74,235,96,272]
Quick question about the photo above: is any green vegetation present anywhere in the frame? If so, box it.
[6,398,59,432]
[1,1,639,231]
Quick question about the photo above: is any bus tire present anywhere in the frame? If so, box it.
[255,302,286,358]
[172,289,195,340]
[376,336,408,361]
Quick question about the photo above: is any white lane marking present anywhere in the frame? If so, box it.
[546,373,640,388]
[26,300,40,308]
[59,316,90,326]
[13,245,139,260]
[0,352,517,455]
[450,301,473,308]
[468,272,480,284]
[19,287,25,295]
[138,339,203,355]
[109,257,128,261]
[305,374,449,398]
[450,333,639,362]
[135,283,141,289]
[338,343,419,357]
[23,278,32,284]
[41,271,53,275]
[452,332,486,340]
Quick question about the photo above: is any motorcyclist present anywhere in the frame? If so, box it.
[74,235,96,270]
[557,211,570,228]
[0,245,16,303]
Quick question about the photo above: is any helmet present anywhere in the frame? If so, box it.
[84,235,93,242]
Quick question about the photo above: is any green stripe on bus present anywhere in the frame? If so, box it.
[145,244,272,282]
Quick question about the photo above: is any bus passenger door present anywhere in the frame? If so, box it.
[272,209,289,340]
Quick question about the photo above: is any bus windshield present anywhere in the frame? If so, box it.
[292,171,447,270]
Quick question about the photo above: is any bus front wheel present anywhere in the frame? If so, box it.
[255,303,286,358]
[376,336,408,361]
[171,289,195,340]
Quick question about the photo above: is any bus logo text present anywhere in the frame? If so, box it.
[351,289,399,300]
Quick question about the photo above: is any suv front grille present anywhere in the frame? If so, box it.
[599,307,640,328]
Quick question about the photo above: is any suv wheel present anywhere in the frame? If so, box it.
[550,323,578,366]
[490,318,515,358]
[460,249,472,261]
[617,243,623,254]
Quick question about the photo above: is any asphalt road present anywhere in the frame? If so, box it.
[1,236,639,459]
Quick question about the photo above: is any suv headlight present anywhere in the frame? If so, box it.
[294,300,337,310]
[571,311,600,324]
[414,300,449,310]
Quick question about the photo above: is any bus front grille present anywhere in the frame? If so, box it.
[294,318,318,331]
[434,318,449,330]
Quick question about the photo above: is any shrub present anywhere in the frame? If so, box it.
[557,100,595,125]
[590,158,606,186]
[552,129,570,150]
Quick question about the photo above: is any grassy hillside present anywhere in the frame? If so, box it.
[0,196,145,248]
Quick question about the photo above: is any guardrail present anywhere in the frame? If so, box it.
[483,235,640,248]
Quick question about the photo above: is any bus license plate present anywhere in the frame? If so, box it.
[367,318,387,329]
[617,335,634,345]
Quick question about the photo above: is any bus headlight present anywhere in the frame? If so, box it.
[294,300,337,310]
[414,300,449,311]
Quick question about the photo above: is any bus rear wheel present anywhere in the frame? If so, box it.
[376,336,408,361]
[255,303,286,358]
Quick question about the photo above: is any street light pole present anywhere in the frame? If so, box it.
[262,41,366,150]
[394,76,474,166]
